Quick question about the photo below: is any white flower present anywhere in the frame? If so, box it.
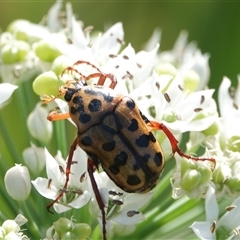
[190,186,240,240]
[32,148,91,213]
[89,172,154,237]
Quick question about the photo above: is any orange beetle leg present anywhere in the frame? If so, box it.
[47,110,70,121]
[148,120,216,169]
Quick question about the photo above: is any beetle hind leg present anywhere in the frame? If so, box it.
[148,120,216,169]
[88,160,107,240]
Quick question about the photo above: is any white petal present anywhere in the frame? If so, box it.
[31,177,58,199]
[69,190,91,209]
[190,221,215,240]
[97,22,124,56]
[68,147,88,186]
[45,148,64,184]
[122,192,154,211]
[218,196,240,230]
[218,77,231,118]
[111,211,145,225]
[0,83,18,104]
[54,203,71,213]
[205,186,219,221]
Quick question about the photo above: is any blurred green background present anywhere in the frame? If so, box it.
[1,0,240,91]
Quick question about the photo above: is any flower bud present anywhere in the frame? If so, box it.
[27,103,52,143]
[180,169,201,191]
[33,39,61,62]
[212,164,227,184]
[0,40,30,64]
[183,69,200,92]
[51,55,72,76]
[202,122,219,136]
[7,19,50,43]
[53,218,91,240]
[155,62,177,77]
[4,165,31,201]
[227,136,240,152]
[32,71,64,97]
[225,177,240,191]
[22,144,46,174]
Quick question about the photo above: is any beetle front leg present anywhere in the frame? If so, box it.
[148,121,216,169]
[47,110,70,121]
[47,138,78,212]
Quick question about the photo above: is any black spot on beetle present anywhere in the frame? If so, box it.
[114,151,128,165]
[149,132,156,142]
[136,134,150,148]
[109,165,120,175]
[81,136,92,146]
[84,87,113,103]
[142,154,150,163]
[88,99,102,112]
[127,175,141,186]
[65,88,78,102]
[154,152,163,166]
[70,106,78,115]
[72,96,84,112]
[126,99,135,110]
[86,151,100,167]
[103,93,114,103]
[128,118,138,132]
[102,140,116,151]
[79,113,91,123]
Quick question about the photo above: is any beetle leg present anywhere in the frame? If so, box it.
[86,72,117,89]
[47,110,70,121]
[88,160,107,240]
[148,121,216,169]
[47,138,78,213]
[68,60,118,89]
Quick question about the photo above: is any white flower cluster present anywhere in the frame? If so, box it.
[1,0,240,239]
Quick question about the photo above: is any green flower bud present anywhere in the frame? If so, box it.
[227,136,240,152]
[7,20,31,42]
[61,232,78,239]
[198,164,212,184]
[54,218,72,237]
[225,177,240,191]
[7,19,50,43]
[32,71,64,96]
[73,223,91,239]
[0,40,30,64]
[183,69,200,92]
[180,169,201,191]
[33,39,61,62]
[27,103,52,143]
[4,165,31,201]
[54,218,91,240]
[202,122,219,136]
[180,158,196,176]
[155,62,177,77]
[212,165,226,184]
[162,112,178,123]
[51,55,72,76]
[22,144,45,174]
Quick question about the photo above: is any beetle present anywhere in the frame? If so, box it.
[43,60,215,240]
